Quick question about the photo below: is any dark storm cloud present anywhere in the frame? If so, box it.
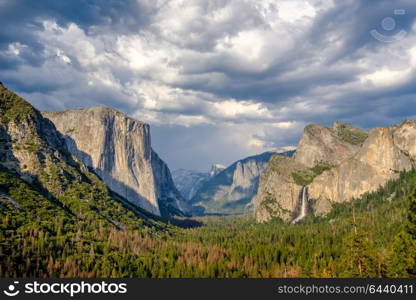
[172,0,416,106]
[0,0,153,37]
[0,0,155,69]
[1,0,416,170]
[306,0,416,61]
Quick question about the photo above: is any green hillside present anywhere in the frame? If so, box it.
[1,166,415,277]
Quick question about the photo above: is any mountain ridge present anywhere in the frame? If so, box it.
[191,149,295,215]
[172,164,225,201]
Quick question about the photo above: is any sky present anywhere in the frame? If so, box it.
[1,0,416,172]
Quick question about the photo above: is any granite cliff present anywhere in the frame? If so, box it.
[255,121,416,223]
[309,122,415,215]
[0,84,154,227]
[43,107,188,217]
[294,122,366,167]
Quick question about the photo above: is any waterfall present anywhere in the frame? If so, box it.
[291,186,308,224]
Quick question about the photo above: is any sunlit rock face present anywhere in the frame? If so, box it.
[43,107,188,217]
[254,155,306,223]
[255,121,416,223]
[294,122,365,168]
[309,126,413,215]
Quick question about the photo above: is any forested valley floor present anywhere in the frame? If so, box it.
[1,169,415,278]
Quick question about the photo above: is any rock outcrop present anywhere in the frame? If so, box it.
[253,155,306,222]
[255,121,416,223]
[294,122,366,167]
[392,120,416,158]
[192,149,295,215]
[43,107,188,217]
[151,150,191,215]
[309,125,414,215]
[209,164,226,177]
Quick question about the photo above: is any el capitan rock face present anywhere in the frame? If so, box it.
[255,121,416,223]
[43,107,188,217]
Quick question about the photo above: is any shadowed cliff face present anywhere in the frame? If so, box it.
[0,84,79,195]
[0,84,154,228]
[43,107,188,217]
[150,149,191,216]
[255,121,416,223]
[172,164,225,201]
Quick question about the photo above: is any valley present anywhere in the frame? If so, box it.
[1,167,415,277]
[0,84,415,278]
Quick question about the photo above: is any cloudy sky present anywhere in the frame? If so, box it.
[1,0,416,171]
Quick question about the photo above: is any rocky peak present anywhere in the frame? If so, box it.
[392,120,416,159]
[294,122,366,168]
[308,125,413,215]
[209,164,225,177]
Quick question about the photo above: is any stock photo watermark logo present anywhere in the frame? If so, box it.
[370,9,407,43]
[2,281,128,297]
[3,281,20,297]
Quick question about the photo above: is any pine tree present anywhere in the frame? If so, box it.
[388,188,416,277]
[340,208,379,277]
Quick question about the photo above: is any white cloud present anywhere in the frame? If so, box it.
[211,100,271,120]
[278,0,316,23]
[1,0,416,170]
[360,68,412,87]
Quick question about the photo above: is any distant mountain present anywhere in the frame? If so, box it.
[209,164,226,177]
[172,164,225,201]
[191,149,295,215]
